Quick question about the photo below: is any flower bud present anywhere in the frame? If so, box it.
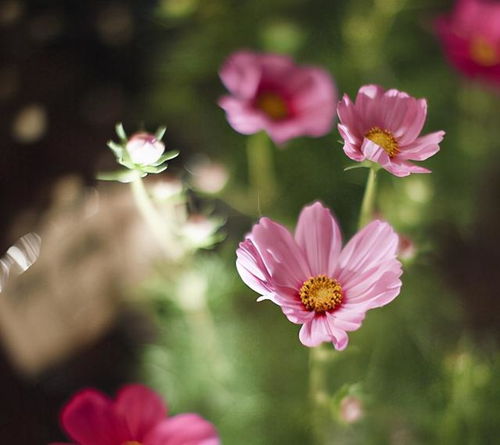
[398,234,416,261]
[189,158,229,194]
[339,395,364,424]
[126,132,165,165]
[181,214,221,249]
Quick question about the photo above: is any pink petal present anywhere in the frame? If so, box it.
[354,84,385,128]
[326,307,365,331]
[337,94,363,140]
[294,202,342,276]
[336,220,399,284]
[279,296,315,324]
[336,221,402,309]
[218,96,267,135]
[288,67,336,135]
[399,131,445,161]
[379,89,412,133]
[299,314,350,350]
[299,314,333,347]
[393,98,427,145]
[384,159,431,177]
[218,51,261,99]
[60,389,128,445]
[256,52,295,81]
[236,217,312,322]
[114,384,168,440]
[341,141,365,162]
[236,238,275,300]
[264,119,308,145]
[360,138,391,167]
[344,270,402,309]
[338,123,361,147]
[143,414,219,445]
[250,217,311,289]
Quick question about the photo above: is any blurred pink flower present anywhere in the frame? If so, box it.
[126,132,165,165]
[218,50,336,145]
[236,202,402,350]
[52,384,219,445]
[337,85,445,177]
[436,0,500,85]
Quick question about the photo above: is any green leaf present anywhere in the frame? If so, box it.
[344,163,368,172]
[97,169,144,183]
[141,164,169,174]
[115,122,127,141]
[343,160,377,172]
[107,140,123,157]
[155,126,167,141]
[151,150,179,166]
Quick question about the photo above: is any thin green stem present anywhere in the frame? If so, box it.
[246,132,278,213]
[358,167,378,230]
[131,176,231,393]
[309,345,335,444]
[130,176,181,260]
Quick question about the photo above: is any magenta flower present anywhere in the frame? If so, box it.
[436,0,500,86]
[52,384,219,445]
[218,50,336,145]
[337,85,445,177]
[236,202,402,350]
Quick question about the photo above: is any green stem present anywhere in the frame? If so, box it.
[130,176,181,260]
[131,177,231,397]
[358,167,378,229]
[246,132,278,213]
[309,345,335,444]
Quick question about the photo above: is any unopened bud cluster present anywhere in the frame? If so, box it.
[101,123,179,182]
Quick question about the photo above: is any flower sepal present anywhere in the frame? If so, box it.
[96,168,146,183]
[343,160,381,172]
[99,123,179,181]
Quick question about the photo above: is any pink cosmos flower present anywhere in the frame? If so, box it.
[236,202,402,350]
[51,384,219,445]
[218,50,336,145]
[337,85,445,177]
[436,0,500,86]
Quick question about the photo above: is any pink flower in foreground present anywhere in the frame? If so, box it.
[436,0,500,86]
[52,384,219,445]
[236,202,402,350]
[337,85,445,177]
[218,50,336,145]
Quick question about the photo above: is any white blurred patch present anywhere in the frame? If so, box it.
[188,156,229,194]
[0,233,41,292]
[12,104,48,143]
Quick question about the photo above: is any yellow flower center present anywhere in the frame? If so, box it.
[299,275,343,312]
[365,127,399,157]
[122,442,142,445]
[256,92,289,120]
[469,36,499,67]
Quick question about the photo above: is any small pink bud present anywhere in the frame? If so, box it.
[182,214,220,247]
[126,132,165,165]
[398,234,416,261]
[190,158,229,194]
[339,395,364,424]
